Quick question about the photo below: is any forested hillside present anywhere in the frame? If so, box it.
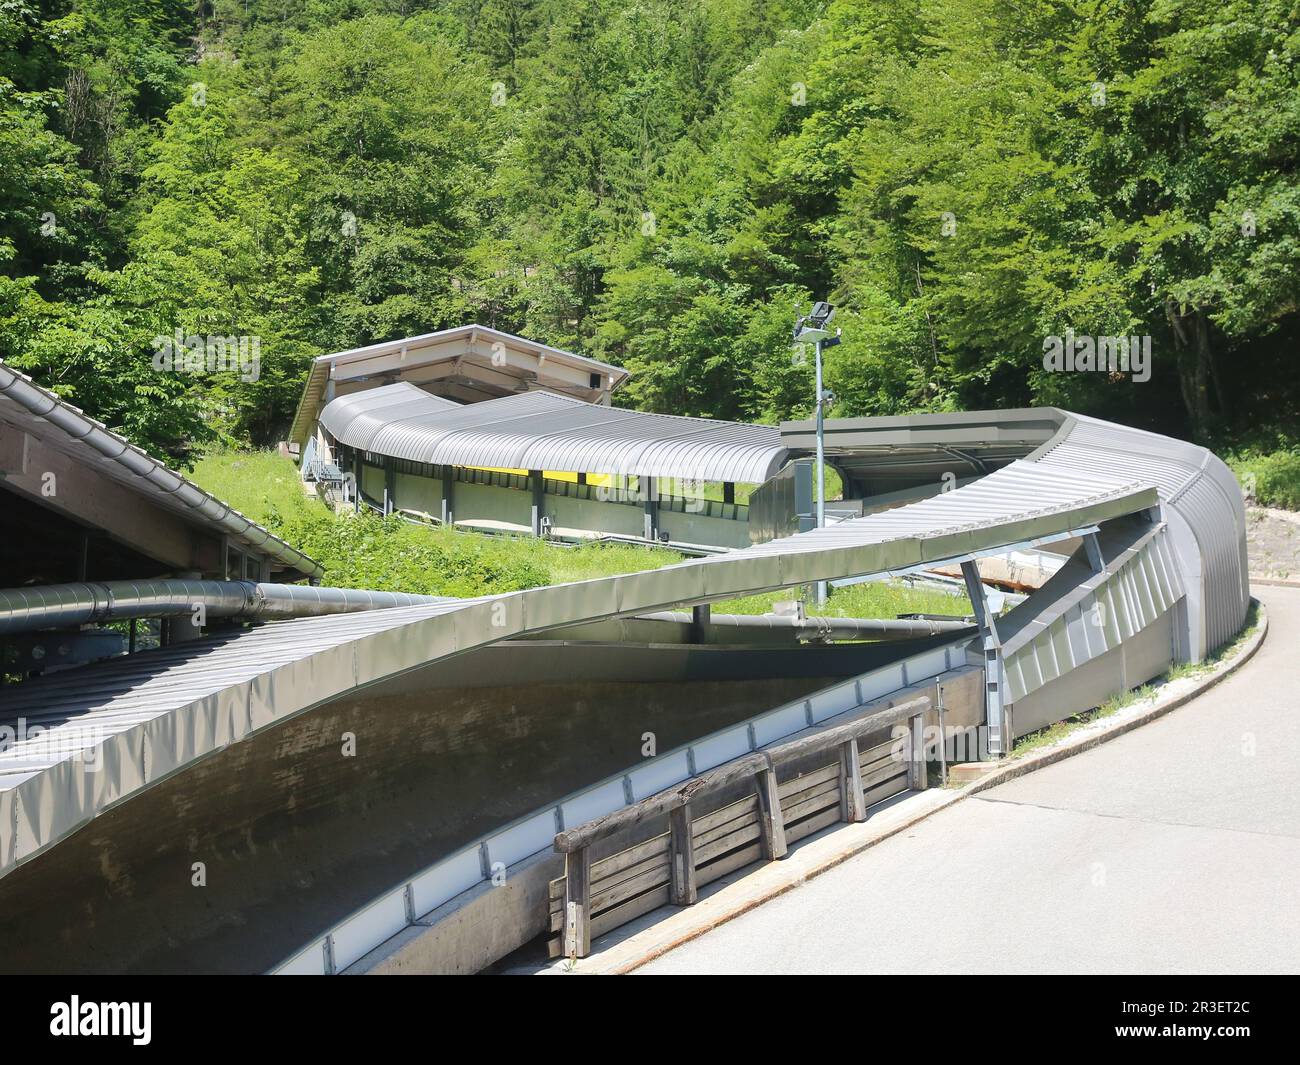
[2,0,1297,463]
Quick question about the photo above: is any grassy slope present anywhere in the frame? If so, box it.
[190,451,968,616]
[1225,449,1300,510]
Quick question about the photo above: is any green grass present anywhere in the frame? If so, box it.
[1226,448,1300,510]
[713,579,971,620]
[191,450,311,525]
[190,450,971,619]
[191,450,678,597]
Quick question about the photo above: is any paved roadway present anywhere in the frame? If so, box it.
[641,586,1300,974]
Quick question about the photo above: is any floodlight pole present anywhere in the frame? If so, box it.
[813,336,827,606]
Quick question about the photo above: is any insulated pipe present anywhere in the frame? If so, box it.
[637,610,972,640]
[0,580,448,635]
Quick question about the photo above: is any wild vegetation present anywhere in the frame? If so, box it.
[2,0,1297,473]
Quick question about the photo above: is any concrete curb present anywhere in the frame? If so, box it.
[1250,575,1300,588]
[579,601,1269,976]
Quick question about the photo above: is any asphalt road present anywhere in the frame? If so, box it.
[641,586,1300,974]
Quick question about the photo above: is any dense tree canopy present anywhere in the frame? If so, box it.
[0,0,1296,461]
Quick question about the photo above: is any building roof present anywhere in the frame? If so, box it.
[320,383,790,484]
[288,325,630,446]
[0,360,321,581]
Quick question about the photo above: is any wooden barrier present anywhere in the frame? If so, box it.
[550,695,930,958]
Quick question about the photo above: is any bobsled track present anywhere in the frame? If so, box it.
[0,408,1247,973]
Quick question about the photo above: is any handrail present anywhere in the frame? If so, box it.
[554,753,770,854]
[554,693,932,958]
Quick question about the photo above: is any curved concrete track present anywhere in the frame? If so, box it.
[641,587,1300,975]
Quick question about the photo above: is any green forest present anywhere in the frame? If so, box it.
[2,0,1298,466]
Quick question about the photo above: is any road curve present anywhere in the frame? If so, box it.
[640,586,1300,975]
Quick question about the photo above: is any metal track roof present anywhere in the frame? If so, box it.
[320,383,790,483]
[0,361,322,581]
[0,452,1154,881]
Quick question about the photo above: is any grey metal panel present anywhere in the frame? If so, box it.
[0,360,322,580]
[1002,526,1182,705]
[782,405,1247,661]
[1033,413,1247,659]
[319,384,789,484]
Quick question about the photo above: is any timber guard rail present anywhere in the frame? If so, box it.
[551,695,931,959]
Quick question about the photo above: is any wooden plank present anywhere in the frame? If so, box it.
[554,752,767,853]
[860,737,899,764]
[549,832,669,904]
[693,819,761,867]
[562,846,591,959]
[589,884,671,939]
[548,882,676,956]
[777,761,840,800]
[862,760,907,792]
[783,804,841,846]
[781,786,842,826]
[780,776,839,817]
[859,744,905,773]
[859,754,905,783]
[692,806,759,851]
[907,712,928,791]
[696,841,763,889]
[548,856,672,931]
[840,737,867,823]
[592,859,670,915]
[550,846,671,915]
[754,767,787,860]
[592,832,669,883]
[690,794,757,840]
[864,775,908,807]
[670,803,697,906]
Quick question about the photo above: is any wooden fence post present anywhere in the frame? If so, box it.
[563,846,591,959]
[669,803,698,905]
[754,763,787,860]
[907,711,928,791]
[839,736,867,822]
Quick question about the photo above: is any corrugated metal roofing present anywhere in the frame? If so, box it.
[997,521,1185,702]
[320,384,790,483]
[0,360,322,580]
[781,407,1248,660]
[0,456,1153,880]
[1032,412,1248,655]
[288,325,630,445]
